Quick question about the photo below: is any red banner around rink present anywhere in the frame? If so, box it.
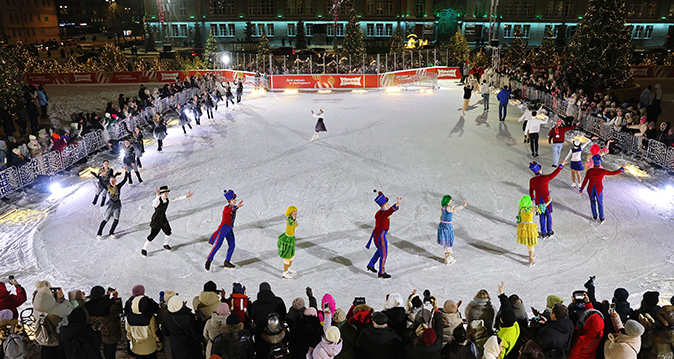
[270,74,381,89]
[23,70,256,85]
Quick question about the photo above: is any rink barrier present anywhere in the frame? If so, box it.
[489,73,674,172]
[0,87,202,198]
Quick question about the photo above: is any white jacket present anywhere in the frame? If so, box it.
[518,110,548,134]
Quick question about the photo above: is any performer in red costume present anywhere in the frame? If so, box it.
[529,160,566,237]
[579,156,625,223]
[205,189,243,270]
[366,190,401,279]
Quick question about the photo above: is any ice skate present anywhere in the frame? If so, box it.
[529,261,537,267]
[599,218,605,224]
[141,249,147,257]
[224,260,236,268]
[109,234,116,239]
[445,253,456,265]
[572,183,576,188]
[378,272,392,279]
[163,244,171,251]
[366,265,377,273]
[96,235,102,240]
[282,271,293,279]
[287,267,297,274]
[205,260,212,271]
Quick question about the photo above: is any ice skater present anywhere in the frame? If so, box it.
[520,106,547,157]
[94,171,129,239]
[205,189,243,270]
[236,80,243,103]
[121,139,143,184]
[190,95,202,125]
[225,82,235,107]
[277,206,299,279]
[528,160,565,238]
[547,118,579,167]
[91,160,118,207]
[153,113,167,152]
[480,79,490,111]
[366,190,401,279]
[563,137,597,188]
[141,186,194,257]
[310,108,326,142]
[202,90,215,123]
[176,103,193,134]
[579,157,625,223]
[516,195,550,267]
[437,195,468,264]
[132,126,144,168]
[461,83,473,115]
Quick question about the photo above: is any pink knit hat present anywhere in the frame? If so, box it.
[304,307,318,317]
[216,303,230,316]
[132,284,145,297]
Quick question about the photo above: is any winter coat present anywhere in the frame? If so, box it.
[192,291,221,323]
[467,319,491,354]
[335,321,359,359]
[33,286,73,320]
[86,296,123,345]
[161,306,205,359]
[465,298,495,331]
[497,89,511,105]
[211,322,254,359]
[310,337,343,359]
[482,335,501,359]
[38,135,53,153]
[290,314,322,359]
[441,310,464,345]
[58,308,102,359]
[603,315,640,359]
[257,327,288,359]
[203,313,229,357]
[226,293,250,324]
[125,295,161,356]
[641,305,674,359]
[0,283,27,319]
[441,340,479,359]
[533,316,574,359]
[249,288,287,334]
[569,303,604,359]
[37,90,48,105]
[51,135,66,152]
[27,139,42,158]
[384,306,408,340]
[496,293,520,358]
[358,325,402,359]
[405,311,444,359]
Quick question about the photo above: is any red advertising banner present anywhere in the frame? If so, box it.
[631,66,674,78]
[23,70,257,85]
[433,67,461,79]
[271,74,379,89]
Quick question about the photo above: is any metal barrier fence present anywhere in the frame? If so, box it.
[0,87,201,198]
[490,73,674,172]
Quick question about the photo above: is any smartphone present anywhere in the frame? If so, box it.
[8,275,16,285]
[323,302,330,310]
[50,287,61,294]
[107,287,115,293]
[533,316,541,322]
[8,275,14,280]
[609,303,616,314]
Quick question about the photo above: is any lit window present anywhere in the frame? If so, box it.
[522,24,531,38]
[305,23,312,36]
[414,0,424,17]
[366,23,374,37]
[327,24,335,37]
[267,24,274,36]
[503,24,512,37]
[288,23,296,37]
[228,24,235,36]
[644,25,653,39]
[179,24,187,37]
[336,24,344,37]
[385,23,393,37]
[376,23,383,37]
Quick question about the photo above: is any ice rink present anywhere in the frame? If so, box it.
[2,81,674,311]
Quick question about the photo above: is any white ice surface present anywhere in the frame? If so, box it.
[2,81,674,313]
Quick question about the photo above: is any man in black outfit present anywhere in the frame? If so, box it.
[533,303,574,359]
[141,186,193,257]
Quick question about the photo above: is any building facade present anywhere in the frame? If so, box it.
[0,0,61,44]
[142,0,674,50]
[55,0,144,38]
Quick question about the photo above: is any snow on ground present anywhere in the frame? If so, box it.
[2,80,674,314]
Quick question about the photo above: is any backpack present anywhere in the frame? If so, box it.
[3,333,26,359]
[268,341,287,359]
[34,314,59,347]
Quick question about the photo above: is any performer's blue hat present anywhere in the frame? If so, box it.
[529,162,541,173]
[592,155,602,166]
[224,189,236,201]
[374,189,388,206]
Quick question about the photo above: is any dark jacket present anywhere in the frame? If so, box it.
[249,289,287,334]
[383,307,408,340]
[289,314,322,359]
[211,322,254,359]
[335,321,359,359]
[161,306,205,359]
[86,296,123,345]
[534,316,574,359]
[358,325,402,359]
[441,340,478,359]
[125,296,160,326]
[59,308,102,359]
[405,311,443,359]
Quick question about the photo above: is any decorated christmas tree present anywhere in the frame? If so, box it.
[99,43,128,72]
[537,26,556,66]
[295,20,307,49]
[389,28,404,64]
[0,41,32,109]
[257,31,272,72]
[204,29,218,68]
[504,26,527,68]
[342,7,365,63]
[569,0,632,89]
[446,29,469,66]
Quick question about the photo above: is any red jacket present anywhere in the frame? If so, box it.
[226,293,249,322]
[529,165,563,204]
[374,205,397,232]
[0,283,27,320]
[580,167,624,195]
[569,302,605,359]
[548,125,576,143]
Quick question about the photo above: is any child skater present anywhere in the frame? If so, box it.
[437,195,468,265]
[366,190,401,279]
[516,195,550,267]
[310,108,326,142]
[563,137,597,188]
[141,186,193,257]
[584,140,614,169]
[277,206,299,279]
[205,189,243,271]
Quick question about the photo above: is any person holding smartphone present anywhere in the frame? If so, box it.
[0,276,27,320]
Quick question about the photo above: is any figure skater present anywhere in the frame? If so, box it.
[437,195,468,264]
[91,160,118,207]
[528,160,565,238]
[516,195,550,267]
[94,172,129,239]
[310,108,326,142]
[277,206,299,279]
[462,83,473,115]
[584,140,613,169]
[132,126,144,168]
[141,186,194,257]
[176,103,192,134]
[579,157,625,223]
[225,82,235,107]
[205,189,243,270]
[366,190,401,279]
[153,113,167,152]
[563,137,597,188]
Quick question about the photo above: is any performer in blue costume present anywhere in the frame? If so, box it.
[437,195,468,265]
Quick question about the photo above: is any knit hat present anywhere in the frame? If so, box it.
[168,296,183,313]
[304,307,318,317]
[226,313,240,325]
[29,135,36,140]
[292,297,305,310]
[89,286,106,300]
[285,206,297,217]
[224,189,236,201]
[333,309,346,323]
[640,116,647,123]
[529,161,541,173]
[34,280,51,290]
[0,309,12,321]
[614,288,629,302]
[624,319,645,337]
[12,148,20,155]
[421,327,437,346]
[501,311,517,327]
[38,129,47,137]
[216,303,230,316]
[643,291,660,307]
[443,300,458,313]
[259,282,271,292]
[592,155,602,166]
[374,190,388,206]
[441,195,452,207]
[372,312,389,327]
[203,280,217,292]
[546,295,564,309]
[589,144,601,155]
[159,186,170,194]
[232,282,245,294]
[132,284,145,297]
[326,326,341,343]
